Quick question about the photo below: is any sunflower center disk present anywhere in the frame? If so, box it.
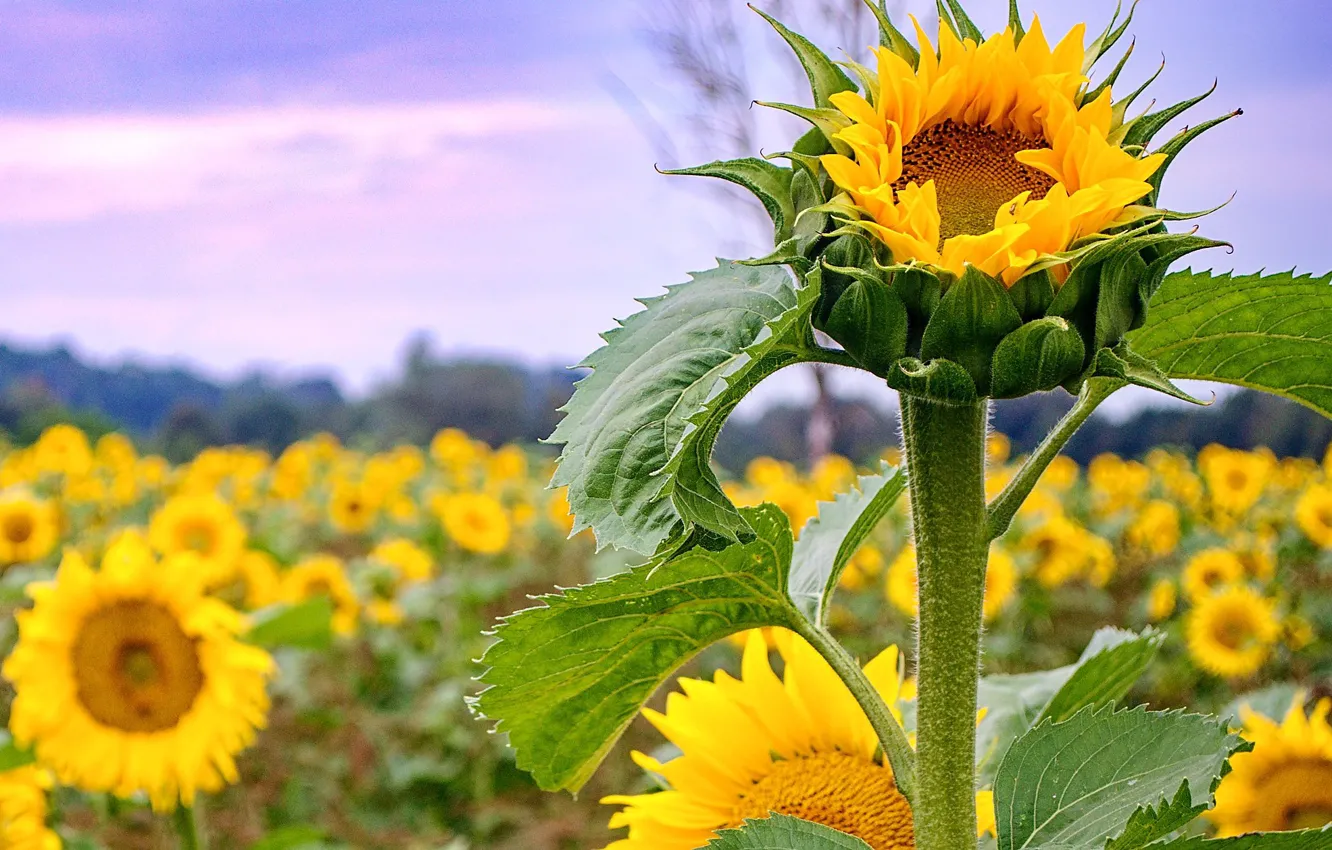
[896,119,1055,245]
[1267,763,1332,829]
[3,512,34,544]
[72,600,205,733]
[177,519,217,556]
[729,752,914,849]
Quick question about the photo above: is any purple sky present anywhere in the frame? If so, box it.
[0,0,1328,409]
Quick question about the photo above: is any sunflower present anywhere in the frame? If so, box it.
[1199,445,1273,518]
[1020,515,1088,587]
[820,16,1164,283]
[327,478,382,534]
[31,424,94,478]
[436,492,511,555]
[3,537,274,809]
[1145,578,1177,623]
[1185,585,1279,679]
[370,538,434,584]
[1209,696,1332,833]
[840,544,884,591]
[282,554,359,636]
[147,492,246,587]
[0,490,59,566]
[602,630,992,848]
[234,549,283,610]
[1125,500,1180,557]
[1181,548,1244,603]
[0,765,60,850]
[1296,484,1332,549]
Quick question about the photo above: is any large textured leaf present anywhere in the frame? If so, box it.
[1150,827,1332,850]
[550,261,811,553]
[1106,783,1207,850]
[1129,269,1332,419]
[472,505,802,793]
[994,705,1244,850]
[705,814,872,850]
[977,628,1158,784]
[787,463,906,625]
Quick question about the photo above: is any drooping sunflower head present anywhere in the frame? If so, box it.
[1209,695,1332,834]
[2,536,274,810]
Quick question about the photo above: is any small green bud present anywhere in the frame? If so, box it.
[990,317,1085,399]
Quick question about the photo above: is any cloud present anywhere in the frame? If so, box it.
[0,100,587,223]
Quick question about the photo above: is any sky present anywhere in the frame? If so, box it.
[0,0,1328,412]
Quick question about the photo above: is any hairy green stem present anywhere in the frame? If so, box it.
[902,396,989,850]
[986,377,1121,540]
[173,805,206,850]
[795,620,917,801]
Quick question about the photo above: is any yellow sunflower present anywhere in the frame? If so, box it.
[3,538,274,809]
[370,538,434,585]
[0,490,59,566]
[821,16,1164,283]
[1296,484,1332,549]
[147,492,246,587]
[0,765,60,850]
[602,630,992,848]
[1125,500,1181,557]
[1209,696,1332,833]
[1199,445,1273,518]
[234,549,283,610]
[1185,585,1279,679]
[436,492,512,555]
[327,478,382,534]
[839,544,884,591]
[1145,578,1177,623]
[1181,548,1244,603]
[282,554,359,636]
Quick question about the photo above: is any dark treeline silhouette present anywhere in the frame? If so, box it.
[0,340,1327,467]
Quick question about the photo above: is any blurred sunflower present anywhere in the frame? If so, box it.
[1185,585,1279,679]
[1125,500,1180,557]
[821,15,1164,282]
[0,490,58,566]
[1209,696,1332,833]
[839,544,884,591]
[370,538,434,585]
[602,630,993,848]
[1181,548,1244,604]
[283,554,359,636]
[148,492,246,587]
[1020,516,1087,587]
[327,478,382,534]
[0,765,59,850]
[1295,484,1332,549]
[234,549,283,610]
[437,492,511,555]
[1145,578,1177,623]
[31,424,94,478]
[3,537,274,809]
[1199,445,1273,518]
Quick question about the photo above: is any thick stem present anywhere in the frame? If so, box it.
[902,396,989,850]
[173,805,206,850]
[795,620,917,802]
[985,377,1121,540]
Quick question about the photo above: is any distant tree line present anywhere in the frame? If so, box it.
[0,339,1326,468]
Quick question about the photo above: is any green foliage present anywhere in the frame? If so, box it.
[977,628,1160,784]
[994,705,1244,850]
[921,267,1023,395]
[886,357,978,404]
[474,504,803,793]
[788,463,906,626]
[550,261,813,554]
[1149,827,1332,850]
[247,598,335,650]
[1129,269,1332,419]
[750,7,857,109]
[990,318,1085,399]
[1106,783,1208,850]
[704,814,871,850]
[0,731,36,772]
[661,159,796,243]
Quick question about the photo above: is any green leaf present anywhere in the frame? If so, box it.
[246,597,334,650]
[994,705,1245,850]
[976,628,1156,785]
[940,0,984,42]
[473,504,802,793]
[990,317,1085,398]
[1106,782,1207,850]
[704,813,872,850]
[1091,345,1208,405]
[921,266,1023,394]
[662,159,796,243]
[248,825,327,850]
[1127,269,1332,419]
[0,732,36,772]
[1221,683,1302,726]
[751,7,857,109]
[550,261,812,554]
[863,0,920,65]
[1038,627,1164,724]
[1149,827,1332,850]
[788,463,907,626]
[1122,82,1216,149]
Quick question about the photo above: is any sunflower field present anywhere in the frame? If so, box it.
[0,419,1326,848]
